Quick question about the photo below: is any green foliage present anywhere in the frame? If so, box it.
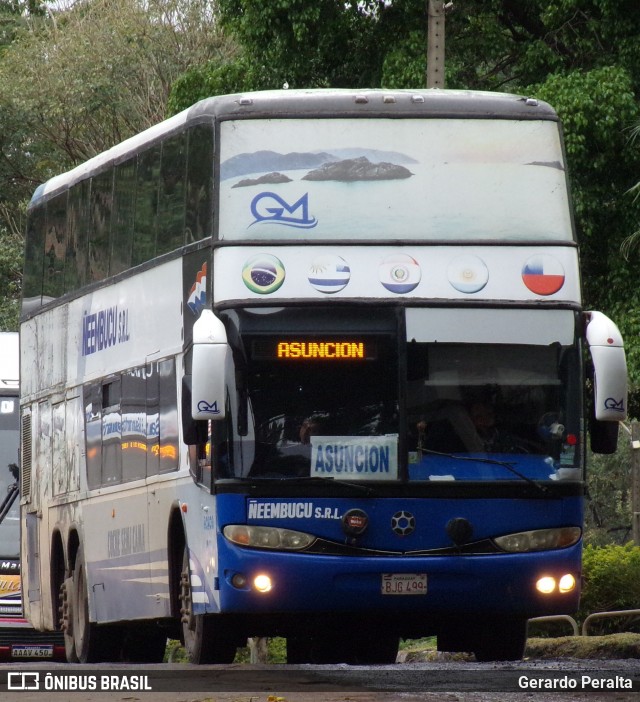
[585,432,634,547]
[0,226,21,331]
[578,543,640,634]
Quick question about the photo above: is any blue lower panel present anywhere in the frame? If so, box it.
[217,541,581,619]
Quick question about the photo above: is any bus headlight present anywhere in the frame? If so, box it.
[493,526,581,553]
[535,573,577,595]
[223,525,315,551]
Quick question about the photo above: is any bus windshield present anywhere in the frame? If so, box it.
[218,117,573,243]
[227,307,582,483]
[0,394,20,557]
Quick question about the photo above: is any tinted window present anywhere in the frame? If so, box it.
[23,208,45,307]
[89,171,113,282]
[111,159,137,275]
[85,383,102,490]
[133,146,160,266]
[146,362,160,477]
[102,377,122,485]
[42,192,67,299]
[158,358,178,473]
[157,134,186,255]
[186,124,213,242]
[66,182,90,291]
[121,368,147,482]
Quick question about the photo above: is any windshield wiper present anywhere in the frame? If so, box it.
[280,475,377,495]
[224,475,377,495]
[419,449,548,494]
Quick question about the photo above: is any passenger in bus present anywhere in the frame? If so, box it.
[417,402,484,454]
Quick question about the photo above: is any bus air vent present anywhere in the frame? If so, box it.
[21,412,32,500]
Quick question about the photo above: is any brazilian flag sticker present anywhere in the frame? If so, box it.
[242,254,286,294]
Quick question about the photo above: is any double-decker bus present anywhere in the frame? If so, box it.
[0,332,64,660]
[20,89,627,664]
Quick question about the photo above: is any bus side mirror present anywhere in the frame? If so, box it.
[181,375,208,445]
[585,311,627,421]
[191,310,228,422]
[585,311,627,455]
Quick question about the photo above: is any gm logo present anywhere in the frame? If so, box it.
[8,672,40,690]
[604,397,625,413]
[197,400,221,415]
[250,192,317,229]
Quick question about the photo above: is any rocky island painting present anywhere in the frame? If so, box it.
[222,148,417,188]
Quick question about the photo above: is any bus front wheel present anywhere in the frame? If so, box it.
[179,546,238,664]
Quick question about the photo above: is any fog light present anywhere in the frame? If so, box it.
[536,576,556,594]
[253,574,273,593]
[231,573,248,589]
[559,573,576,593]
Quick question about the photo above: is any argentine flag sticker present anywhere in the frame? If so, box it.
[447,255,489,294]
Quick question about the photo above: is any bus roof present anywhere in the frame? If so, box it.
[29,88,559,208]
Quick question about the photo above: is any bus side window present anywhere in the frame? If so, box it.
[146,362,160,477]
[84,383,102,490]
[158,358,179,474]
[66,181,89,292]
[133,146,160,267]
[42,192,67,300]
[88,170,113,282]
[102,377,122,485]
[185,123,214,242]
[157,134,186,256]
[111,158,136,275]
[122,369,147,482]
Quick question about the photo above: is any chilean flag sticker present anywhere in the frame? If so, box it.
[521,255,565,296]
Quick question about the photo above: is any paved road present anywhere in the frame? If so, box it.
[1,658,639,702]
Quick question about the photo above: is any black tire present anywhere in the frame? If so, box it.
[179,546,238,664]
[472,618,527,662]
[72,543,122,662]
[59,576,79,663]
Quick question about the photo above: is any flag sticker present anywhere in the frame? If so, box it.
[521,255,565,296]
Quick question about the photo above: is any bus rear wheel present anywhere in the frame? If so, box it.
[72,543,121,662]
[59,577,79,663]
[179,546,238,664]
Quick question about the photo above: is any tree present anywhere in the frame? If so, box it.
[0,0,237,329]
[169,0,640,410]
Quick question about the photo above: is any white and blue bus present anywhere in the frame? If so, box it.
[20,89,627,664]
[0,332,64,660]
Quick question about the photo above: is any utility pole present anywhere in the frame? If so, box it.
[426,0,446,88]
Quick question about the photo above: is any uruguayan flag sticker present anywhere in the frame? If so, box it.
[447,254,489,293]
[308,255,351,293]
[379,254,421,294]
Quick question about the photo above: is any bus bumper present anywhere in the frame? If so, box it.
[215,543,581,621]
[0,617,66,662]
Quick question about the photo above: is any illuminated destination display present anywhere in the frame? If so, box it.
[279,341,364,359]
[251,339,376,360]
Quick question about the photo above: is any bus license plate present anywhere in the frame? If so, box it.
[12,644,54,658]
[381,573,427,595]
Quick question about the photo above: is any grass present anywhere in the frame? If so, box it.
[166,633,640,663]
